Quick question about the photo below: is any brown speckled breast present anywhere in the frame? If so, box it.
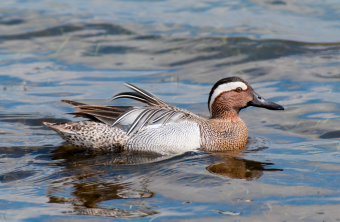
[198,118,248,151]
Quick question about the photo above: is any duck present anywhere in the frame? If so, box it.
[44,76,284,154]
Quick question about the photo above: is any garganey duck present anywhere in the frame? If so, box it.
[44,77,283,154]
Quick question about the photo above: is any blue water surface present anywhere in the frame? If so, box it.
[1,0,340,221]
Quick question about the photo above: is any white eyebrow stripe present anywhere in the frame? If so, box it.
[209,81,248,111]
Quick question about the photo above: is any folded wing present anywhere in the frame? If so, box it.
[63,83,188,136]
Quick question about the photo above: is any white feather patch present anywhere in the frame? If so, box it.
[209,81,248,111]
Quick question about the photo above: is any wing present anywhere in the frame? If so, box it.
[62,83,191,132]
[111,83,170,107]
[112,107,189,136]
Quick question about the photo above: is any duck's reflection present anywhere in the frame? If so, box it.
[206,147,282,180]
[48,181,156,217]
[207,156,282,180]
[47,144,282,217]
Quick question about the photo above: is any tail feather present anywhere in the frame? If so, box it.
[76,105,132,112]
[61,100,87,106]
[58,83,170,126]
[43,122,75,134]
[60,100,133,125]
[44,121,128,151]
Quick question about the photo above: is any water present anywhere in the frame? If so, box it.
[1,0,340,221]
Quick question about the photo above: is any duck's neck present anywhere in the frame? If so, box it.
[210,108,241,123]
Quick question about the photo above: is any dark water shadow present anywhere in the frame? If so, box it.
[319,130,340,139]
[0,23,134,41]
[160,37,340,67]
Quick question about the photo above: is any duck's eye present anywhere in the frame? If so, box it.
[235,87,243,92]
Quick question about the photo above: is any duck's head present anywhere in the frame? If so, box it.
[208,76,284,118]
